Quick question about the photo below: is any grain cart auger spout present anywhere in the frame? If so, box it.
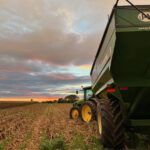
[90,0,150,148]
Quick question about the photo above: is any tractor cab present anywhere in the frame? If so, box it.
[83,86,93,101]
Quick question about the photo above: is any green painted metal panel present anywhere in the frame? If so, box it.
[73,99,85,107]
[111,31,150,87]
[91,14,116,94]
[111,6,150,118]
[90,5,150,122]
[116,5,150,31]
[130,119,150,126]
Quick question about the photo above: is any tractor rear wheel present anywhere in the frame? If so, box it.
[70,107,80,120]
[97,99,124,148]
[81,101,96,123]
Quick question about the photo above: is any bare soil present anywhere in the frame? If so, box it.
[0,103,149,150]
[0,104,99,150]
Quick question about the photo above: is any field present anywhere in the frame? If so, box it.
[0,103,149,150]
[0,101,37,109]
[0,103,100,150]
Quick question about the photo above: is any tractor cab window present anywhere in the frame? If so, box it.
[85,89,93,100]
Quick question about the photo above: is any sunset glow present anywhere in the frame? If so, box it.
[0,97,59,102]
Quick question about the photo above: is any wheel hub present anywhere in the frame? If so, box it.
[81,104,92,122]
[72,109,79,119]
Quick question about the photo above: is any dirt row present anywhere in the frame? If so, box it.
[0,104,99,150]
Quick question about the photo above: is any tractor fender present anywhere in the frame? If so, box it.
[88,97,100,107]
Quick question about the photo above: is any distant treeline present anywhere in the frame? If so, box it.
[42,99,77,104]
[42,94,79,104]
[57,99,77,103]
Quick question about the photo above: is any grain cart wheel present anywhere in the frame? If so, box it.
[70,107,80,120]
[81,101,96,123]
[97,99,124,148]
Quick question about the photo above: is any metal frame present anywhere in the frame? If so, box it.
[130,119,150,126]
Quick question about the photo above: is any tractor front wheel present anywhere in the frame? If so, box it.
[70,107,80,120]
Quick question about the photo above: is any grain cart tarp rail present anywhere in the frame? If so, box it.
[91,5,150,126]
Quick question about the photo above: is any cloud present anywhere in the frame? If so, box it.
[0,0,149,99]
[0,70,90,98]
[0,54,90,98]
[0,0,113,66]
[0,29,101,66]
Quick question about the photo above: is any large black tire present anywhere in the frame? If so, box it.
[70,106,80,120]
[97,99,124,148]
[81,101,96,123]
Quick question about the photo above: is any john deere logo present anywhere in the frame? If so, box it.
[138,12,150,22]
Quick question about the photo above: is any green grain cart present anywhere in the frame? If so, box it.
[71,1,150,148]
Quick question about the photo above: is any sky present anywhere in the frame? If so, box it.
[0,0,148,101]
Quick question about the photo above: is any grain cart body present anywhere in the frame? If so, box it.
[91,5,150,127]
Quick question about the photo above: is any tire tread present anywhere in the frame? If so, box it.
[97,99,124,148]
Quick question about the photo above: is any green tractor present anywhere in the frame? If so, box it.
[70,86,97,122]
[71,0,150,148]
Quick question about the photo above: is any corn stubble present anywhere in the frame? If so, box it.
[0,104,100,150]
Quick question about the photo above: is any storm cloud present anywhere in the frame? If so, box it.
[0,0,148,100]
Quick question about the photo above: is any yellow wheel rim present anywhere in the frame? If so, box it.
[81,104,92,122]
[97,111,102,135]
[72,109,79,119]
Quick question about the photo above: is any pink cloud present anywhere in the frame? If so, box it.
[46,73,76,81]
